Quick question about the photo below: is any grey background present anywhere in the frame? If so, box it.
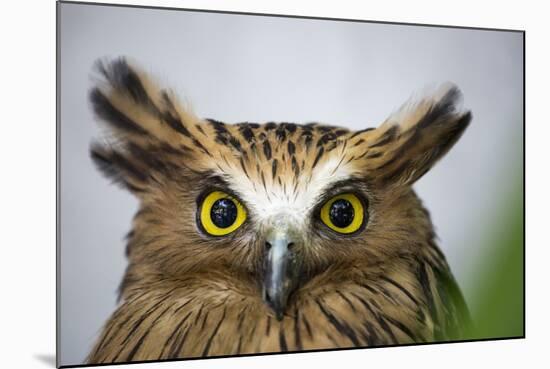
[59,3,523,366]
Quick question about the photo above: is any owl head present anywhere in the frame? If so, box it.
[90,58,471,320]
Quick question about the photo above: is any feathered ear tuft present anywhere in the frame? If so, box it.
[90,57,202,144]
[350,83,471,186]
[89,57,206,194]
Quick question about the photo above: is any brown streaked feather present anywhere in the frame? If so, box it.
[344,84,471,187]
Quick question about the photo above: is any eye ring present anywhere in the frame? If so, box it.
[320,193,365,234]
[199,191,247,236]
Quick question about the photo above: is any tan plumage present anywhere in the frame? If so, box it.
[87,58,471,364]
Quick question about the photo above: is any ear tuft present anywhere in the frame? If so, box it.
[353,83,472,187]
[89,57,208,194]
[93,57,158,112]
[385,83,467,133]
[89,57,203,146]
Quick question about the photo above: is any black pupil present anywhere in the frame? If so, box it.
[329,199,355,228]
[210,198,238,228]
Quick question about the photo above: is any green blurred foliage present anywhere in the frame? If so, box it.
[464,182,524,340]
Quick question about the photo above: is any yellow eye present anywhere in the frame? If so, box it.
[320,193,365,234]
[199,191,247,236]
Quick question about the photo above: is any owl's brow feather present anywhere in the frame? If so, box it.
[309,177,369,210]
[202,172,366,208]
[194,174,248,204]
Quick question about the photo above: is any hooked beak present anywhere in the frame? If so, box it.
[262,233,302,321]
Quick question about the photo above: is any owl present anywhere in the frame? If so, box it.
[86,58,471,364]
